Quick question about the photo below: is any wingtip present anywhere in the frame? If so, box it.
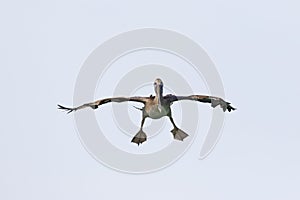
[57,104,74,114]
[228,106,237,112]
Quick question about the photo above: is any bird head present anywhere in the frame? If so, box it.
[153,78,164,95]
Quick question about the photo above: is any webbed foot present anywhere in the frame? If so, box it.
[131,130,147,145]
[171,128,189,141]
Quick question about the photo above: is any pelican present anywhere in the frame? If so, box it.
[58,78,236,145]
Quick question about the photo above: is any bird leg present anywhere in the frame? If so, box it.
[131,117,147,145]
[169,116,189,141]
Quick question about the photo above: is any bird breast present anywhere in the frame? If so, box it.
[147,105,169,119]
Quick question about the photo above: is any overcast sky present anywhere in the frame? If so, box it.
[1,0,300,200]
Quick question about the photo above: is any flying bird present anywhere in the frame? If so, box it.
[58,78,236,145]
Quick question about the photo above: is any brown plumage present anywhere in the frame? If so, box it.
[58,78,236,145]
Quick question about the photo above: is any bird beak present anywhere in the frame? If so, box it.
[157,84,163,112]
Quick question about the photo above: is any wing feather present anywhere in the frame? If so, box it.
[58,96,149,113]
[164,94,236,112]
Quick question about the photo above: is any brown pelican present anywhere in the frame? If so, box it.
[58,78,236,145]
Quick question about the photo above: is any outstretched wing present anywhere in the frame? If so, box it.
[165,94,236,112]
[58,96,149,114]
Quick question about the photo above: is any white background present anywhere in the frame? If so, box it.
[1,0,299,199]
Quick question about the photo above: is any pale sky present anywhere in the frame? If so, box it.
[1,0,299,199]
